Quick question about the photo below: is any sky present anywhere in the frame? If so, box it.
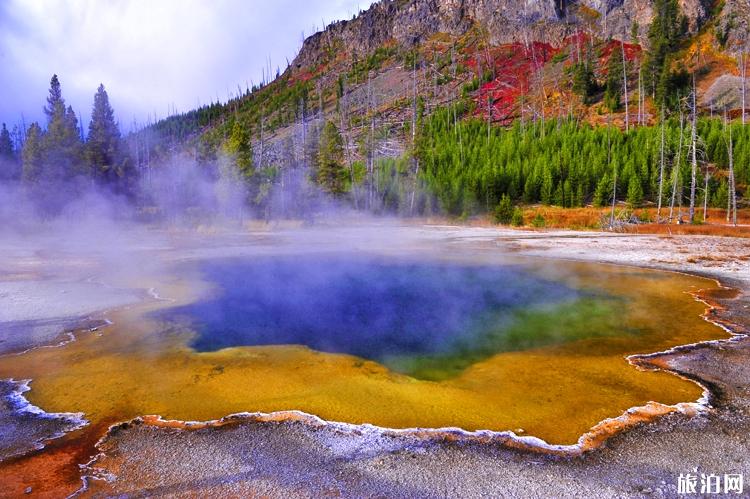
[0,0,371,132]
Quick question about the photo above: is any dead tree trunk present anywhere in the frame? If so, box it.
[412,58,418,143]
[703,168,711,222]
[703,168,710,222]
[621,40,629,132]
[456,94,464,165]
[740,49,747,125]
[487,95,492,146]
[411,57,420,216]
[608,114,617,227]
[339,77,357,209]
[727,112,737,225]
[638,63,648,125]
[258,108,265,169]
[689,75,698,224]
[669,110,685,223]
[367,72,373,210]
[657,105,665,221]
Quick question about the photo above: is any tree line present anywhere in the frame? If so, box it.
[1,75,134,196]
[416,105,748,221]
[6,0,745,225]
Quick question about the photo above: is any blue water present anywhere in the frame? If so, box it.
[156,255,578,362]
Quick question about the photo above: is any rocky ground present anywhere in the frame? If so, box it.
[0,229,149,356]
[75,226,750,498]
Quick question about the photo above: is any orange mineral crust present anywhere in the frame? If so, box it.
[0,259,738,494]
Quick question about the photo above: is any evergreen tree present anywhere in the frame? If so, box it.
[0,123,17,180]
[21,123,44,183]
[631,21,640,44]
[572,62,597,104]
[645,0,686,103]
[409,105,750,217]
[0,123,13,160]
[41,75,83,180]
[604,53,623,112]
[316,120,348,196]
[571,46,597,104]
[511,207,524,226]
[86,84,122,182]
[44,74,65,122]
[493,194,513,224]
[223,120,254,180]
[593,174,612,207]
[627,176,644,206]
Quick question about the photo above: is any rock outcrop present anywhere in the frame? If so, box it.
[292,0,712,70]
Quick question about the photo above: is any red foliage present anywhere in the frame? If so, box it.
[469,34,643,125]
[599,40,642,64]
[470,42,557,125]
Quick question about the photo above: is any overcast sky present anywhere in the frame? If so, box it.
[0,0,371,132]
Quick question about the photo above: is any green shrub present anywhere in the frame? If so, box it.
[511,207,524,226]
[493,195,514,224]
[531,213,546,228]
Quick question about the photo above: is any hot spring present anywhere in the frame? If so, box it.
[161,255,617,381]
[0,240,730,445]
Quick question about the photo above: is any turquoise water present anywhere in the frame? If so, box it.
[154,254,621,379]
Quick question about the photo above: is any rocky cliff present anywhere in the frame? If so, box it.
[293,0,714,71]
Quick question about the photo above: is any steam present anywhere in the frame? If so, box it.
[0,151,355,234]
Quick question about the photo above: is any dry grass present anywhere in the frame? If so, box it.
[432,205,750,239]
[626,222,750,238]
[465,206,750,238]
[522,206,603,229]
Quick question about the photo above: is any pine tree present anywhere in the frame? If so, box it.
[41,75,83,180]
[604,53,623,112]
[0,123,13,160]
[627,175,644,206]
[86,84,122,182]
[646,0,686,102]
[0,123,17,180]
[594,174,611,207]
[493,194,513,224]
[223,120,254,180]
[316,121,348,196]
[572,60,596,104]
[21,123,44,183]
[44,74,65,122]
[415,104,750,217]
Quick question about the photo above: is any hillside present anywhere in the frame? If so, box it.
[137,0,750,221]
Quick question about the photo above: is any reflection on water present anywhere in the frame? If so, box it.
[0,253,730,445]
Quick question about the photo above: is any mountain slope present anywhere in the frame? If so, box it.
[135,0,750,219]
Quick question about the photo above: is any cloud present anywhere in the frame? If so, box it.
[0,0,371,130]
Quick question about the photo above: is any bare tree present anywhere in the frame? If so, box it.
[300,97,307,170]
[739,48,747,125]
[689,74,698,224]
[366,71,378,210]
[669,106,685,223]
[338,76,357,209]
[258,107,265,169]
[608,113,617,228]
[638,62,648,125]
[412,56,418,144]
[411,56,421,215]
[702,166,710,222]
[657,105,666,220]
[726,107,738,225]
[621,39,629,132]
